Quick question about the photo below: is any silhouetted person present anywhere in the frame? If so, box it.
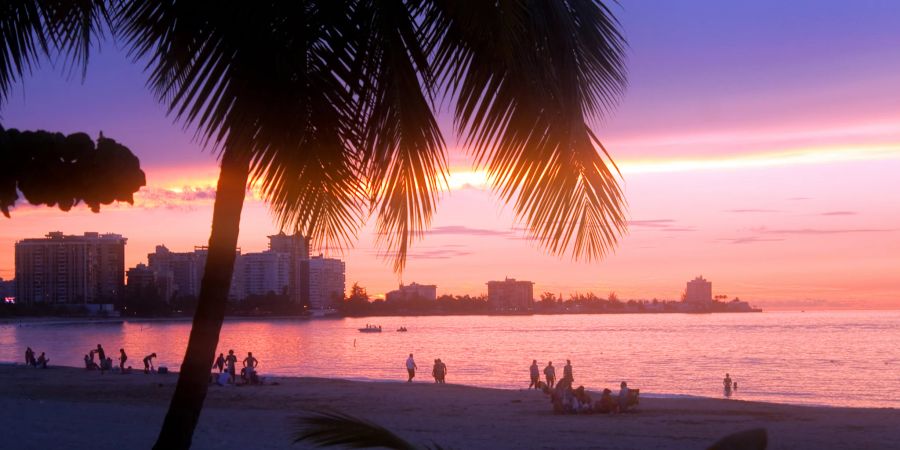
[84,354,93,370]
[143,353,157,374]
[734,382,738,391]
[119,349,127,372]
[226,350,238,383]
[406,353,417,382]
[437,359,447,383]
[724,373,733,397]
[25,347,35,367]
[529,360,540,389]
[35,352,48,369]
[243,352,258,384]
[215,353,226,373]
[563,359,574,382]
[432,359,441,383]
[96,344,106,374]
[544,361,556,388]
[618,381,630,412]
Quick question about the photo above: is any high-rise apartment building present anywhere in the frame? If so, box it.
[147,245,241,301]
[386,282,437,302]
[237,251,291,298]
[684,275,712,306]
[266,232,309,303]
[15,232,126,304]
[487,278,534,311]
[301,255,345,309]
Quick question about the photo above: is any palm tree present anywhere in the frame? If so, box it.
[4,1,628,448]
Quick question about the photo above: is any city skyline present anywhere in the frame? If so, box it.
[2,0,900,308]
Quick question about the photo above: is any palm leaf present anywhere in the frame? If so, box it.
[293,409,431,450]
[0,0,108,105]
[425,0,628,261]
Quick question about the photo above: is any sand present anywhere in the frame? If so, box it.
[0,364,897,449]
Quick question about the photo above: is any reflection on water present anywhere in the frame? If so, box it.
[2,310,899,408]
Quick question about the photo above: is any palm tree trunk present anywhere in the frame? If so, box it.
[153,148,249,449]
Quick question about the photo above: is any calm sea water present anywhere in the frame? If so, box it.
[2,311,898,408]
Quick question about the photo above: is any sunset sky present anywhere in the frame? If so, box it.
[2,0,899,308]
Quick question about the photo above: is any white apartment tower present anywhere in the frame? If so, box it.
[301,255,345,309]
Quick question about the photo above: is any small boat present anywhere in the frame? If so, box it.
[396,327,408,332]
[358,326,382,333]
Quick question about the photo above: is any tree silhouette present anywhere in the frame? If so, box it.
[3,1,628,448]
[0,127,145,217]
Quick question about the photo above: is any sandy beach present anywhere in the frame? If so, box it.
[1,365,897,449]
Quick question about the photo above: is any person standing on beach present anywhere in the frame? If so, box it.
[96,344,107,374]
[406,353,417,382]
[226,350,238,383]
[119,349,127,372]
[529,360,540,389]
[215,353,226,373]
[563,360,574,382]
[25,347,35,367]
[544,361,556,388]
[432,359,441,383]
[143,353,157,374]
[723,373,733,396]
[437,359,447,384]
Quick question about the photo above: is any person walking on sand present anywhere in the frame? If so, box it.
[544,361,556,388]
[406,353,417,382]
[143,353,157,374]
[215,353,226,373]
[432,359,441,383]
[226,350,238,384]
[438,359,447,383]
[529,360,540,389]
[119,349,127,372]
[563,359,574,382]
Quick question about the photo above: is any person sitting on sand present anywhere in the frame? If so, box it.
[544,361,556,388]
[406,353,417,382]
[595,388,617,414]
[226,350,238,384]
[563,360,574,383]
[25,347,36,367]
[529,360,540,389]
[119,349,127,373]
[215,353,226,373]
[143,353,157,374]
[84,354,98,370]
[618,381,630,412]
[574,386,593,413]
[551,377,574,413]
[35,352,48,369]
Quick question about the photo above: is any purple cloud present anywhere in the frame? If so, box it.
[726,209,780,213]
[425,225,514,237]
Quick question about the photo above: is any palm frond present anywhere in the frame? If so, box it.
[116,1,368,253]
[293,409,422,450]
[426,0,628,261]
[0,0,108,105]
[354,0,448,271]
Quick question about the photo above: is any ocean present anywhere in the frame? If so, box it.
[2,310,898,408]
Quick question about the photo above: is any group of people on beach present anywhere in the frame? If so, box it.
[24,347,49,369]
[212,349,261,385]
[529,359,636,414]
[82,344,157,374]
[403,353,448,384]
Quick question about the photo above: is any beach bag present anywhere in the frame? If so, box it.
[158,366,169,374]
